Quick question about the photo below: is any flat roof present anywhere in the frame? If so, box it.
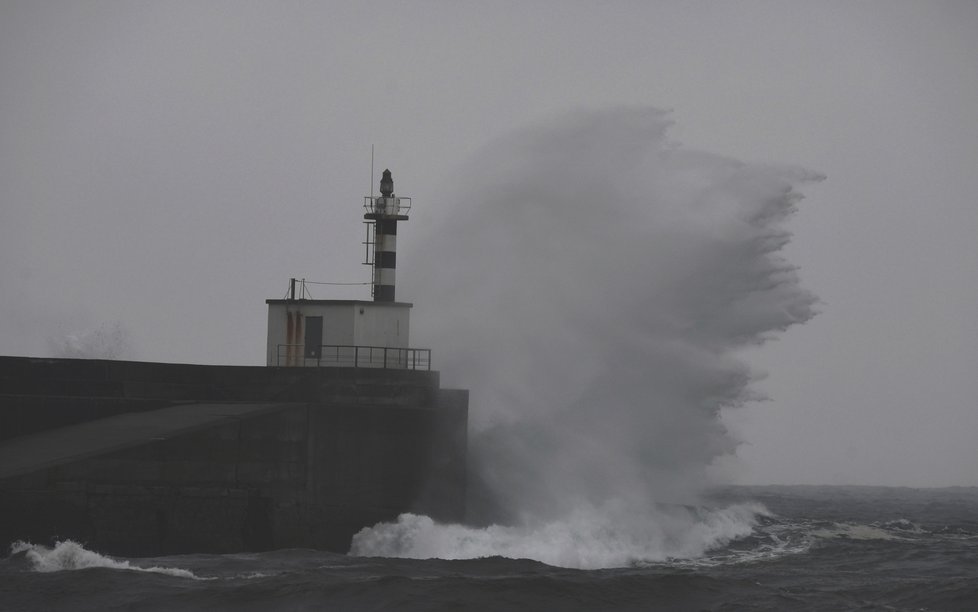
[265,299,413,307]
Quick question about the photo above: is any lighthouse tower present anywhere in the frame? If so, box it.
[264,170,425,369]
[364,169,409,302]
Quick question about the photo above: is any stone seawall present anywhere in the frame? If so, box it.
[0,357,467,555]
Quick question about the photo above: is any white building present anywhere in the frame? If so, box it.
[265,298,423,368]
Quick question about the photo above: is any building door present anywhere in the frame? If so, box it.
[304,316,323,360]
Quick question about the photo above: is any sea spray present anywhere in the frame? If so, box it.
[350,501,768,569]
[353,108,821,568]
[46,321,135,360]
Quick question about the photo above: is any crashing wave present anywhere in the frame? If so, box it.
[9,540,205,580]
[351,501,769,569]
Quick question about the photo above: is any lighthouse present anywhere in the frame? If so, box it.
[264,170,425,369]
[364,169,409,302]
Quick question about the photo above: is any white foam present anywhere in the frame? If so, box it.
[10,540,205,580]
[879,518,924,533]
[350,501,767,570]
[810,523,902,541]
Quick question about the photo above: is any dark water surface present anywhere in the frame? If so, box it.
[2,486,976,611]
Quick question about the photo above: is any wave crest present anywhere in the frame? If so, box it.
[9,540,203,579]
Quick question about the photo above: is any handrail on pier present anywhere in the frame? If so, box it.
[275,344,431,370]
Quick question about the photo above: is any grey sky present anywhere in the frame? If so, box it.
[1,1,976,487]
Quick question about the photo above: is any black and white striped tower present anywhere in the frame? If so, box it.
[364,169,410,302]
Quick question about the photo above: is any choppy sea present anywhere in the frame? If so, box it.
[2,485,976,611]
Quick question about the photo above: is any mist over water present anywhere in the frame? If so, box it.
[352,108,822,568]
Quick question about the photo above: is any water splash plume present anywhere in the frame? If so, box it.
[352,108,821,567]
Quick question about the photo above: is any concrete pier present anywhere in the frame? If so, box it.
[0,356,467,555]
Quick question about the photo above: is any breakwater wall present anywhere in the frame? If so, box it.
[0,356,467,555]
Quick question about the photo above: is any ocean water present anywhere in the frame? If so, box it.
[3,485,977,612]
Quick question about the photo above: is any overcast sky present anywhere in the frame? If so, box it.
[1,1,976,487]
